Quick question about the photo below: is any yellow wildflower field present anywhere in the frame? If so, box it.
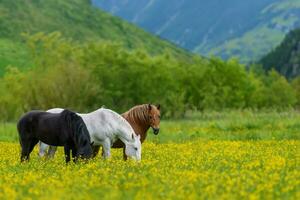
[0,140,299,200]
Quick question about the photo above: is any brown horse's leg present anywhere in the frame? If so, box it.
[123,147,128,161]
[92,145,100,158]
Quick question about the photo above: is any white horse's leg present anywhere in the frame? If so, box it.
[47,146,57,158]
[102,139,111,159]
[39,141,49,157]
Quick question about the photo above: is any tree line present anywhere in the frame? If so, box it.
[0,32,299,121]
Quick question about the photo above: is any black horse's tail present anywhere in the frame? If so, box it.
[17,111,41,162]
[17,113,34,146]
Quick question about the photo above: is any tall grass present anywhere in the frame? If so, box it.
[147,110,300,143]
[0,123,17,142]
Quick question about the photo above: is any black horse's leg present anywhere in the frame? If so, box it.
[123,147,128,161]
[29,138,39,154]
[20,139,30,162]
[92,145,100,158]
[71,147,77,163]
[64,145,71,163]
[20,138,38,162]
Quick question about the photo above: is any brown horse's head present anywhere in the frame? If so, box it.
[147,104,161,135]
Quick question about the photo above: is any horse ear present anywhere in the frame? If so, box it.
[156,104,160,110]
[132,134,134,140]
[137,134,140,140]
[148,104,152,111]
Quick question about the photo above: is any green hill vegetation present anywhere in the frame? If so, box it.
[260,28,300,78]
[0,0,188,75]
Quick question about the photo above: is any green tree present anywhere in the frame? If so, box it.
[263,70,296,108]
[291,76,300,107]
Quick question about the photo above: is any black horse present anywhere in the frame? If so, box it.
[17,109,93,163]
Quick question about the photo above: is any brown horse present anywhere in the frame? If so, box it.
[92,104,161,159]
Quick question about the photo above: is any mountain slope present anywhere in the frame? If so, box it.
[0,0,189,74]
[260,28,300,78]
[93,0,300,62]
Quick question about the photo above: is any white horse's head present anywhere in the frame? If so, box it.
[125,133,141,161]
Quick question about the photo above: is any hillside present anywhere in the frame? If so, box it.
[93,0,300,62]
[0,0,188,74]
[260,28,300,78]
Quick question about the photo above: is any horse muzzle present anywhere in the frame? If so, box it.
[152,127,160,135]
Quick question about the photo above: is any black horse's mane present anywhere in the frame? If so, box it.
[61,109,91,151]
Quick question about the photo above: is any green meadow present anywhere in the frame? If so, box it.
[0,111,299,199]
[2,110,300,143]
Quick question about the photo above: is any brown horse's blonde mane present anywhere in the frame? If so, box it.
[123,104,149,124]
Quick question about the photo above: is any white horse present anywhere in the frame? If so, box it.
[39,108,141,160]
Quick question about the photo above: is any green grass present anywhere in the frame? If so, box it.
[2,111,300,143]
[148,110,300,143]
[0,123,17,142]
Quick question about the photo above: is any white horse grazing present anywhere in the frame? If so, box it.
[39,108,141,160]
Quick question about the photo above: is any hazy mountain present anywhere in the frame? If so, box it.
[93,0,300,62]
[260,28,300,78]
